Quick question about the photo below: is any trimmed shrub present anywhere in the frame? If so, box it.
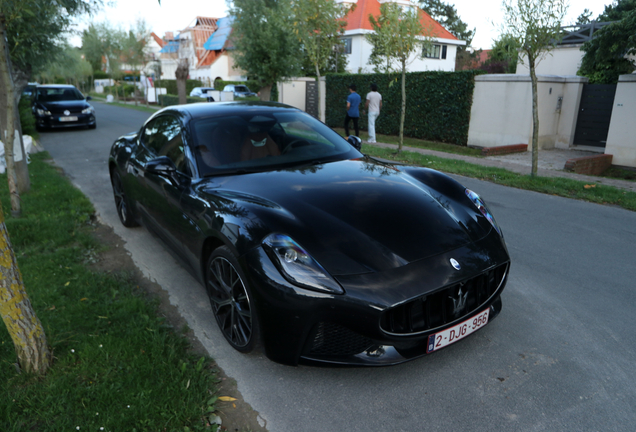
[326,70,484,145]
[158,94,206,107]
[19,97,36,136]
[154,79,205,95]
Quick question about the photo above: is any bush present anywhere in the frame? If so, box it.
[103,84,139,99]
[18,97,36,136]
[154,79,205,95]
[93,71,110,80]
[158,93,206,107]
[325,70,483,145]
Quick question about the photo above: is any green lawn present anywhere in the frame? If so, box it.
[0,153,220,431]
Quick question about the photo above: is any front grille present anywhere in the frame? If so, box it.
[308,322,376,356]
[381,263,508,335]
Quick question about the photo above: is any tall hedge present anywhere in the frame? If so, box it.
[325,71,483,145]
[155,79,205,95]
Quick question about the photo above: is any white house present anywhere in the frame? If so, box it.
[337,0,465,73]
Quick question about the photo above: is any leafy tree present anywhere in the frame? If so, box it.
[300,42,349,76]
[485,33,520,73]
[37,45,93,91]
[291,0,353,119]
[229,0,303,101]
[502,0,568,177]
[576,8,593,24]
[81,23,125,74]
[578,0,636,84]
[366,3,432,152]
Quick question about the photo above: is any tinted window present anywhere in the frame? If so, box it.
[141,116,188,173]
[190,110,361,177]
[37,87,85,102]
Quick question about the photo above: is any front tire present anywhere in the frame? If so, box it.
[205,246,260,353]
[110,170,138,228]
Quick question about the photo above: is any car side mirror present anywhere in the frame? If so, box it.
[86,96,92,101]
[347,135,362,151]
[146,156,177,177]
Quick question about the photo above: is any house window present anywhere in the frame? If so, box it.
[424,44,441,59]
[424,44,448,59]
[341,37,352,54]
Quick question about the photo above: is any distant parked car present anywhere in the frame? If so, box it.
[223,84,257,98]
[189,87,216,99]
[32,84,96,131]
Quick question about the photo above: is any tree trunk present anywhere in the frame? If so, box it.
[0,16,21,216]
[529,55,539,177]
[0,202,51,374]
[315,63,322,121]
[259,84,272,102]
[175,59,189,105]
[0,16,29,203]
[399,58,406,152]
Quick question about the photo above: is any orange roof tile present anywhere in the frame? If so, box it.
[151,32,166,48]
[344,0,458,40]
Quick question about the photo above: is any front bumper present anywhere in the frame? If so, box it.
[35,113,96,129]
[242,231,510,366]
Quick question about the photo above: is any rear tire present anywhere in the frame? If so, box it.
[110,170,138,228]
[205,246,260,353]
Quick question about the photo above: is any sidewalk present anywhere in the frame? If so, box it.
[368,142,636,193]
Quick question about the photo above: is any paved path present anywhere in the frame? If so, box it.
[369,142,636,193]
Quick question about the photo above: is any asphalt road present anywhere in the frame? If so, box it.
[40,102,636,432]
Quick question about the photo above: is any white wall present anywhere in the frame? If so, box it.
[277,77,327,122]
[468,74,587,150]
[517,45,585,76]
[605,74,636,168]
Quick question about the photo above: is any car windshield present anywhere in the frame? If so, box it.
[234,86,248,92]
[37,87,85,102]
[191,110,361,176]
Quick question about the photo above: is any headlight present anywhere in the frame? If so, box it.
[465,189,502,236]
[36,108,51,116]
[263,233,344,294]
[82,106,94,114]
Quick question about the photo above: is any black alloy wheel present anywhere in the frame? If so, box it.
[206,247,258,352]
[111,170,138,228]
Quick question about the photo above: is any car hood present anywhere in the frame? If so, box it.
[201,159,492,275]
[37,100,90,112]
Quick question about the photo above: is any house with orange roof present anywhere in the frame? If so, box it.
[338,0,465,73]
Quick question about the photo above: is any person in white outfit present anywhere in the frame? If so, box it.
[365,83,382,143]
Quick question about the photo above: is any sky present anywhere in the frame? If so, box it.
[73,0,612,50]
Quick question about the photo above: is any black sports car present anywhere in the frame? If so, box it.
[108,102,510,366]
[33,84,96,130]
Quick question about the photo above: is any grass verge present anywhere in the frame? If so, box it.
[333,127,483,156]
[363,144,636,212]
[1,153,220,431]
[96,100,161,114]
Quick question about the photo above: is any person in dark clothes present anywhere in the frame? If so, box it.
[344,84,361,137]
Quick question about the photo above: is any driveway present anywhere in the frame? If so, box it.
[39,102,636,432]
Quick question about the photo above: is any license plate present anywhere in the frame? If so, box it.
[59,116,78,122]
[427,308,490,353]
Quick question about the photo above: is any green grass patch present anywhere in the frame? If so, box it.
[100,101,161,114]
[1,153,219,431]
[362,145,636,212]
[598,166,636,182]
[333,127,482,157]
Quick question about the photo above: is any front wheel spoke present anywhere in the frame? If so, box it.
[210,297,231,307]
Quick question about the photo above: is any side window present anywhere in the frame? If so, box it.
[141,116,188,174]
[342,37,352,54]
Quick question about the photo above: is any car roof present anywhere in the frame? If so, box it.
[154,101,300,121]
[37,84,78,89]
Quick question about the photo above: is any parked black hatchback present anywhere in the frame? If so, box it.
[33,85,96,130]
